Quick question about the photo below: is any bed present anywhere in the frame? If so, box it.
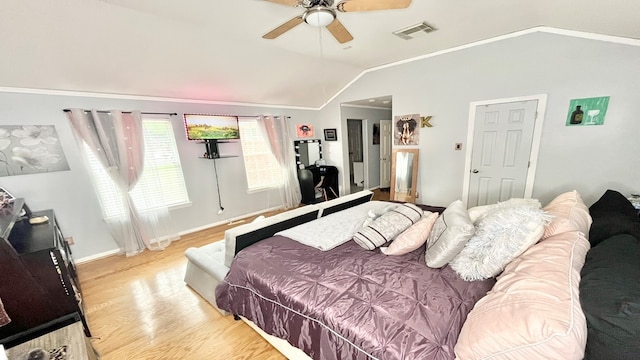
[209,190,592,360]
[214,196,495,360]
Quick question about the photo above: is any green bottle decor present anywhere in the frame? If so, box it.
[570,105,583,124]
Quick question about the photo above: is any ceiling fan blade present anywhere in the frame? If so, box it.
[337,0,411,12]
[264,0,301,6]
[326,19,353,44]
[263,16,304,39]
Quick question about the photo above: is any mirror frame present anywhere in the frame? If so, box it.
[294,139,322,168]
[390,148,419,203]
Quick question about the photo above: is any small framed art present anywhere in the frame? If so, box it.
[0,188,14,208]
[324,128,337,141]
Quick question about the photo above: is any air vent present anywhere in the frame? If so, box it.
[393,21,437,40]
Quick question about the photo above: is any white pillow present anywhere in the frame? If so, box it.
[467,204,496,224]
[381,212,438,255]
[425,200,475,268]
[450,198,551,281]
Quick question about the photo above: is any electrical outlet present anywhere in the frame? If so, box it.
[65,236,75,245]
[455,143,463,151]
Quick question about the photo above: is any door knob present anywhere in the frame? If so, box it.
[472,169,479,173]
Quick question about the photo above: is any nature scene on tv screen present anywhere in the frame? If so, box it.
[185,115,239,139]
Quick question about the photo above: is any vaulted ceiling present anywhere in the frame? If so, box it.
[2,0,639,108]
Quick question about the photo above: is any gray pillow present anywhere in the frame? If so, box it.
[425,200,475,268]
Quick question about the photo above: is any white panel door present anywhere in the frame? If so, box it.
[379,120,392,189]
[468,100,538,207]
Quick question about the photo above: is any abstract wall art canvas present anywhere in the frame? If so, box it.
[0,125,70,177]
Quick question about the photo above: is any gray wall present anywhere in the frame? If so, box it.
[2,31,639,259]
[0,91,317,260]
[322,32,640,207]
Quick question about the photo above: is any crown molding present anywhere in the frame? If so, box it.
[323,26,640,110]
[0,86,318,111]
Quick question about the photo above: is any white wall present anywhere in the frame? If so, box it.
[321,32,640,207]
[339,105,392,191]
[0,91,317,259]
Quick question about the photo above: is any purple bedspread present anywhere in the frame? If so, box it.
[215,236,494,360]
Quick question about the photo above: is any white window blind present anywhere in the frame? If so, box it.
[85,116,189,219]
[238,118,283,192]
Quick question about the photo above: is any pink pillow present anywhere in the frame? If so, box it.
[542,190,592,239]
[381,212,438,255]
[454,231,589,359]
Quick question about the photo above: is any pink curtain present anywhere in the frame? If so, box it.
[259,115,301,209]
[67,109,171,256]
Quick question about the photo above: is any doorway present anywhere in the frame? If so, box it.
[462,95,547,207]
[347,119,364,193]
[379,120,392,191]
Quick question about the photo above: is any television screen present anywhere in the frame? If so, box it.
[184,114,240,140]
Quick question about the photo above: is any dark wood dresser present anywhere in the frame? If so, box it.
[0,201,91,349]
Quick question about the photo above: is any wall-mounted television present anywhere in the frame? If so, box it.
[183,114,240,141]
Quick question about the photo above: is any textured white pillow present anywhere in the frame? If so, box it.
[425,200,475,268]
[381,212,438,255]
[450,198,551,281]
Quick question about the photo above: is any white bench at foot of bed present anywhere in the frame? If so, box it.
[184,240,230,315]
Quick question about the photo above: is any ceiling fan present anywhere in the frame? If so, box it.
[262,0,412,44]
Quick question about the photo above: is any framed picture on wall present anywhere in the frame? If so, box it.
[297,124,314,138]
[394,114,420,145]
[324,128,338,141]
[0,187,15,208]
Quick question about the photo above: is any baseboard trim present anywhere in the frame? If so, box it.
[76,249,122,264]
[75,205,284,264]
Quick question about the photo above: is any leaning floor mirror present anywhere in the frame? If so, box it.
[390,148,419,203]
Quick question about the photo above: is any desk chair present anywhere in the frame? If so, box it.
[317,166,339,201]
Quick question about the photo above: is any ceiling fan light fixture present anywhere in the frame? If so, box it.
[303,7,336,27]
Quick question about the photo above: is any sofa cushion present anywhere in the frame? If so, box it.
[588,189,640,247]
[454,230,589,359]
[424,200,475,268]
[542,190,592,239]
[580,234,640,360]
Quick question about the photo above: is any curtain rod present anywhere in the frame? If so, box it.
[62,109,177,116]
[237,115,291,119]
[62,110,289,119]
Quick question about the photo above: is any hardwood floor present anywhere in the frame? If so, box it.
[77,189,389,359]
[78,210,286,360]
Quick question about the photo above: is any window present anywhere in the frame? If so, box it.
[85,116,189,219]
[238,118,283,192]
